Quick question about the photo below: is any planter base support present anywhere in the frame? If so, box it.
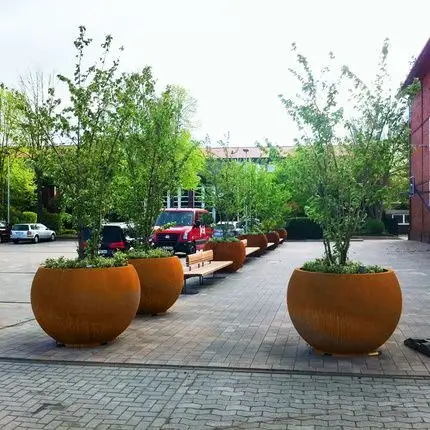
[313,348,381,358]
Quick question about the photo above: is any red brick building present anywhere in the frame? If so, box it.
[405,39,430,242]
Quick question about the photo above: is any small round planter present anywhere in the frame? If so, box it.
[265,231,280,249]
[204,241,246,272]
[277,228,287,240]
[130,256,184,315]
[31,265,140,347]
[287,268,402,355]
[240,234,268,256]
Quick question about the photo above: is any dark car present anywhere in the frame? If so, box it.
[0,221,11,243]
[80,223,135,257]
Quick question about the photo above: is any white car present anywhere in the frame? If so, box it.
[11,223,56,244]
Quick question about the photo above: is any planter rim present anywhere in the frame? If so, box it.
[36,265,133,273]
[294,267,395,277]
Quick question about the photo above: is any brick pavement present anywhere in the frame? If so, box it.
[1,240,430,376]
[1,360,430,429]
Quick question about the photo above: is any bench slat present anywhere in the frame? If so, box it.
[267,242,275,248]
[186,250,213,266]
[245,246,260,256]
[184,260,233,278]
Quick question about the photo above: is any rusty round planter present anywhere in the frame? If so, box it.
[204,240,246,272]
[31,265,140,347]
[287,268,402,355]
[240,234,268,256]
[277,228,287,240]
[265,231,280,248]
[130,256,184,315]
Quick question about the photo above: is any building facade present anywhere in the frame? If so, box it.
[405,39,430,242]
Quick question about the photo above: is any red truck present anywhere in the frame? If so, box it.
[152,208,213,254]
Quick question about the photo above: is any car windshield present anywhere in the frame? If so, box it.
[101,226,124,242]
[155,211,194,227]
[12,224,29,231]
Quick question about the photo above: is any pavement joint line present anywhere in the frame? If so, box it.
[0,356,429,380]
[0,318,35,330]
[0,301,31,304]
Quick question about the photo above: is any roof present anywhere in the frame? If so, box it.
[206,146,294,159]
[164,208,207,212]
[403,38,430,88]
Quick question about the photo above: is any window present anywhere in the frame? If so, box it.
[12,224,29,231]
[155,211,194,226]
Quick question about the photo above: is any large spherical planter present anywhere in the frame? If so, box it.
[277,228,287,240]
[240,234,268,256]
[204,241,246,272]
[287,268,402,355]
[265,231,280,249]
[130,256,184,315]
[31,265,140,347]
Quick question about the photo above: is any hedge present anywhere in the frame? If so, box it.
[286,217,323,240]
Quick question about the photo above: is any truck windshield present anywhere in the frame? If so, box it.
[155,211,193,227]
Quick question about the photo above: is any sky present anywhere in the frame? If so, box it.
[0,0,429,147]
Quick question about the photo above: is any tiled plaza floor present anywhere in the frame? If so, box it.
[1,240,430,376]
[1,360,430,429]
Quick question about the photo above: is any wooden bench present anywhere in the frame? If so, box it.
[183,250,233,286]
[241,239,260,257]
[267,242,275,249]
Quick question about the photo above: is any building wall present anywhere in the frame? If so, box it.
[410,73,430,242]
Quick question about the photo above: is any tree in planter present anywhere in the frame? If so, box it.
[342,39,418,222]
[114,75,204,248]
[204,140,246,239]
[280,44,405,355]
[45,26,133,261]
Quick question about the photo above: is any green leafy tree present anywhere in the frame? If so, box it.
[0,85,24,221]
[115,77,204,248]
[203,140,246,236]
[46,26,133,259]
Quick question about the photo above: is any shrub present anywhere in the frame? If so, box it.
[127,248,173,259]
[21,211,37,223]
[39,209,61,232]
[209,237,240,243]
[286,217,323,240]
[382,216,399,236]
[363,219,385,235]
[43,252,128,269]
[10,207,22,224]
[61,212,73,229]
[58,229,77,236]
[302,258,385,274]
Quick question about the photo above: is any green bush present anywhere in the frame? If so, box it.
[286,217,323,240]
[10,207,22,224]
[302,258,385,274]
[127,248,173,259]
[39,209,62,232]
[209,237,240,243]
[363,219,385,235]
[21,211,37,223]
[61,212,73,229]
[58,229,77,236]
[43,252,128,269]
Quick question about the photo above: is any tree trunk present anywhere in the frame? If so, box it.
[35,167,44,221]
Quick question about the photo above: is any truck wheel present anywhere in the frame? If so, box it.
[187,243,196,255]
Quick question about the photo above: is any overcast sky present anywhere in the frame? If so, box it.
[1,0,429,147]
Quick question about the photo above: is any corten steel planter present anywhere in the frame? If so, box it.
[277,228,287,240]
[287,268,402,356]
[31,265,140,347]
[204,241,246,272]
[130,256,184,315]
[265,231,280,248]
[239,234,268,256]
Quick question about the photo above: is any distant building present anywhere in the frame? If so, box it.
[404,38,430,242]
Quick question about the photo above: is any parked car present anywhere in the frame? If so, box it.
[80,223,135,257]
[0,221,11,243]
[213,221,244,239]
[152,208,213,254]
[11,223,56,244]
